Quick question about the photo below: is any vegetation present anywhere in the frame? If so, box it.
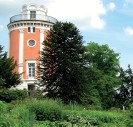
[0,88,27,102]
[38,22,123,109]
[0,45,21,88]
[28,99,62,121]
[114,65,133,109]
[84,42,120,109]
[39,21,86,104]
[1,21,133,126]
[0,99,130,127]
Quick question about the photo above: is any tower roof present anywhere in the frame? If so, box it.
[22,4,48,15]
[8,4,57,24]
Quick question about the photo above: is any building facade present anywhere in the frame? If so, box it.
[7,4,57,95]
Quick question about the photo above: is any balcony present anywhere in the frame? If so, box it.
[10,14,58,24]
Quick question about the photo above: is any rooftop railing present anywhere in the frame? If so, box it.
[10,14,58,24]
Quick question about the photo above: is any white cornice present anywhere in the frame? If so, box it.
[8,21,52,32]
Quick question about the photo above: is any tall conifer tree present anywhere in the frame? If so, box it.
[39,22,86,103]
[0,45,21,88]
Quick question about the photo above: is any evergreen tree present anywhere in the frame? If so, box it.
[125,65,133,97]
[39,22,86,103]
[115,65,133,108]
[0,45,21,88]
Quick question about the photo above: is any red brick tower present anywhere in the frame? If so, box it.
[7,4,57,95]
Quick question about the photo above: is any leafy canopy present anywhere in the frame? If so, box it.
[84,42,120,109]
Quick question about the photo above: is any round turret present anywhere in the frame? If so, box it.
[7,4,57,95]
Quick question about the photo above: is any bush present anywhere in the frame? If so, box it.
[0,101,15,127]
[0,88,27,102]
[64,102,84,110]
[0,100,7,113]
[28,99,62,121]
[125,103,133,126]
[62,109,125,126]
[0,103,36,127]
[11,105,35,126]
[36,121,69,127]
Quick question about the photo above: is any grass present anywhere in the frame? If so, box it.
[0,99,129,127]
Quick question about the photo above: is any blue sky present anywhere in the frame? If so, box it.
[0,0,133,69]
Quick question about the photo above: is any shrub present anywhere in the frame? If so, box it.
[0,88,27,102]
[0,103,36,127]
[0,100,7,113]
[64,102,84,110]
[28,99,62,121]
[11,105,35,126]
[0,101,15,127]
[62,109,125,126]
[36,121,69,127]
[125,103,133,126]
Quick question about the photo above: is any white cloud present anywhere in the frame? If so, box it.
[106,2,116,11]
[124,27,133,35]
[124,0,133,7]
[47,0,107,30]
[0,0,114,30]
[0,0,14,2]
[125,0,133,3]
[0,25,4,31]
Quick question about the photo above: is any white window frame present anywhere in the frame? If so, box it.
[27,39,36,47]
[28,27,36,33]
[30,11,36,19]
[26,60,36,79]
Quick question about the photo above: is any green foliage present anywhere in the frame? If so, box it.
[0,100,7,114]
[0,88,27,102]
[64,102,84,111]
[11,105,35,126]
[125,103,133,126]
[85,42,119,74]
[0,45,21,88]
[0,103,35,127]
[36,121,69,127]
[0,98,127,127]
[62,110,124,124]
[114,65,133,108]
[84,42,120,109]
[0,101,13,127]
[65,115,100,126]
[28,99,62,121]
[39,21,86,104]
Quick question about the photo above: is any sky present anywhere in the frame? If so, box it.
[0,0,133,69]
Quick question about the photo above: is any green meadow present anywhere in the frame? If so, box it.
[0,98,131,127]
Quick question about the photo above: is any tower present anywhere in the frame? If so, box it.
[7,4,57,95]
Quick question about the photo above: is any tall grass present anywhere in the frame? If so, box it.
[0,102,35,127]
[0,98,128,127]
[64,102,84,111]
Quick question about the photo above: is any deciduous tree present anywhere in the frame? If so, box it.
[84,42,120,109]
